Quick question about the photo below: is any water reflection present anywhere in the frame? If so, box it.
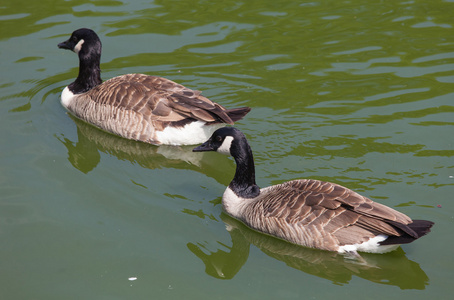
[188,213,428,290]
[57,114,208,173]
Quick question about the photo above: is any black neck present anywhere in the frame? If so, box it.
[229,139,260,198]
[69,51,102,94]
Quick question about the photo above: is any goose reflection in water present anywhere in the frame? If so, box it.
[188,213,429,290]
[57,114,215,173]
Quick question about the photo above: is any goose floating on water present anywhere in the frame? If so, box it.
[193,127,433,255]
[57,28,250,145]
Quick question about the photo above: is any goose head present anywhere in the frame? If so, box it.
[58,28,102,59]
[193,127,246,156]
[58,28,103,93]
[193,127,260,198]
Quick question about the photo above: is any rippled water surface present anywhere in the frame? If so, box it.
[1,0,453,299]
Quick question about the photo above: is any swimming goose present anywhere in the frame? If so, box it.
[193,127,433,254]
[57,28,251,145]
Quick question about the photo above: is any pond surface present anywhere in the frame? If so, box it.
[1,0,453,299]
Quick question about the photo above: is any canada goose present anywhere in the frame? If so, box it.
[57,28,251,145]
[193,127,433,255]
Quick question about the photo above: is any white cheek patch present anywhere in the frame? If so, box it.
[74,39,85,54]
[217,136,234,155]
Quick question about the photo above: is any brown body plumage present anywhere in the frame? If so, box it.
[229,179,422,252]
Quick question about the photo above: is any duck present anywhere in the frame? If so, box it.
[57,28,251,145]
[193,127,434,255]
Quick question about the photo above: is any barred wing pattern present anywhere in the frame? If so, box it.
[238,179,413,252]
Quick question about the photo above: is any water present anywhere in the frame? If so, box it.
[1,0,453,299]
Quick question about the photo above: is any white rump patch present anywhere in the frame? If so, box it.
[74,39,85,54]
[155,121,221,146]
[217,136,234,155]
[60,86,75,108]
[338,234,399,254]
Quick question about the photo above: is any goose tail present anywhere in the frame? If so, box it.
[224,106,251,123]
[380,220,434,245]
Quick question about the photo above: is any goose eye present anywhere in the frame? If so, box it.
[215,135,223,142]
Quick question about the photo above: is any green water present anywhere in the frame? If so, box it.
[1,0,453,299]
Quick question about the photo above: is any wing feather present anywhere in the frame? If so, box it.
[85,74,246,125]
